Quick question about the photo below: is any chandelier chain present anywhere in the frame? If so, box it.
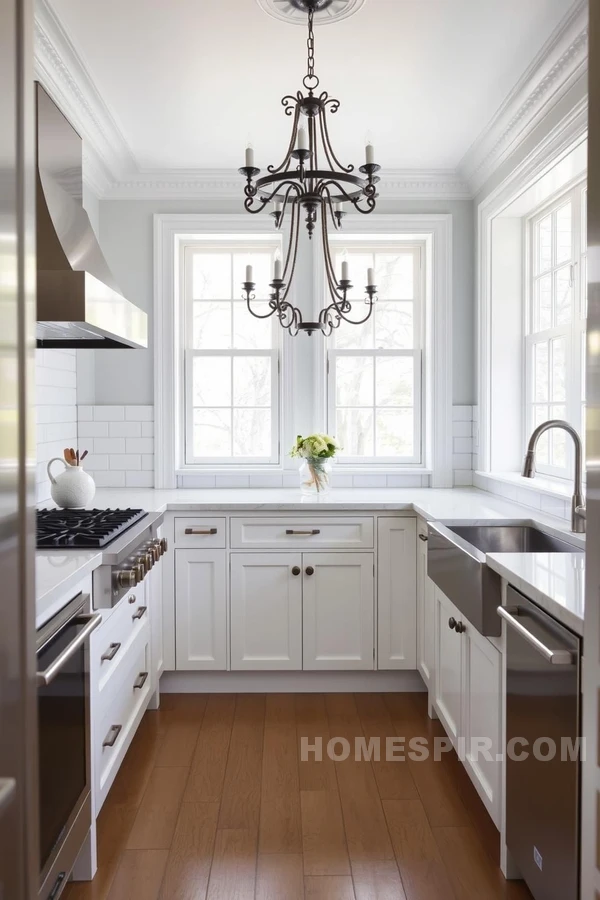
[306,8,315,80]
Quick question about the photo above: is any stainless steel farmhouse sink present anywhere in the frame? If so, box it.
[426,521,583,636]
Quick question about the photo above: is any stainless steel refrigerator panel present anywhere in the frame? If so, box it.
[0,0,38,897]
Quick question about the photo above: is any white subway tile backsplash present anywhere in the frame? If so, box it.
[93,405,125,421]
[93,471,126,488]
[78,422,109,439]
[92,437,126,455]
[125,471,154,488]
[109,454,142,471]
[77,406,156,488]
[36,349,77,503]
[452,453,473,471]
[453,436,473,454]
[452,405,473,421]
[109,421,142,438]
[215,474,250,488]
[454,471,474,486]
[177,474,216,488]
[452,421,472,438]
[248,473,284,488]
[125,437,154,454]
[125,406,154,421]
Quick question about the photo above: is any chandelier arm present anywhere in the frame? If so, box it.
[276,183,299,229]
[320,208,346,301]
[245,179,302,216]
[267,99,301,175]
[319,103,354,174]
[244,290,278,320]
[321,185,342,231]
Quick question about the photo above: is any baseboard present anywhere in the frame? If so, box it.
[160,669,426,693]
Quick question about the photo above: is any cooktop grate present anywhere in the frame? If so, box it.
[36,508,147,549]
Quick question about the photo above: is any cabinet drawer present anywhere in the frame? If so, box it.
[174,517,226,548]
[95,633,151,803]
[94,584,149,697]
[230,517,374,550]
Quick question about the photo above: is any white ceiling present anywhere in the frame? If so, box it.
[48,0,575,172]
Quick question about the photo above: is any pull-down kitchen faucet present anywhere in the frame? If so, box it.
[522,419,586,533]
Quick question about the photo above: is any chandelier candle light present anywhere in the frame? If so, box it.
[239,0,379,337]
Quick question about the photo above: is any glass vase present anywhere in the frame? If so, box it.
[299,457,333,495]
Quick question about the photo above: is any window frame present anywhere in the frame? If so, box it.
[154,213,453,489]
[524,181,587,480]
[181,239,282,466]
[325,239,425,466]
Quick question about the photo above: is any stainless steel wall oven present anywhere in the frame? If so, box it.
[36,594,100,899]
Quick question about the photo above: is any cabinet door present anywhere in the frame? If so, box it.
[175,550,227,670]
[230,553,302,670]
[434,587,463,747]
[378,518,417,670]
[416,526,436,686]
[149,532,164,683]
[463,623,502,827]
[303,553,374,670]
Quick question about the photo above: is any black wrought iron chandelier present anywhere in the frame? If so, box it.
[239,0,380,336]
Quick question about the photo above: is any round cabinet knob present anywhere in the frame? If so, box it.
[448,617,457,631]
[291,566,301,576]
[455,621,466,634]
[305,566,314,576]
[117,569,137,589]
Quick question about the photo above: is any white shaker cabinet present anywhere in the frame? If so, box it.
[462,621,502,826]
[416,520,435,685]
[377,517,416,669]
[433,587,463,748]
[230,553,302,670]
[303,553,374,671]
[175,549,227,670]
[432,585,502,827]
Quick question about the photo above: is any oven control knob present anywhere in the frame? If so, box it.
[160,537,168,555]
[134,562,146,582]
[141,551,154,570]
[117,569,137,588]
[150,541,161,562]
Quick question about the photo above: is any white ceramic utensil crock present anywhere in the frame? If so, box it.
[47,458,96,509]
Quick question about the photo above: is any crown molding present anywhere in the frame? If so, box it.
[459,0,588,195]
[101,168,471,201]
[33,0,136,195]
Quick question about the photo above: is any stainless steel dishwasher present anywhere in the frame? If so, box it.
[501,586,581,900]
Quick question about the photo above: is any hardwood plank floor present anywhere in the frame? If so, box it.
[63,693,533,900]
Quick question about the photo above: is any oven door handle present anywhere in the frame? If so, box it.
[36,613,102,686]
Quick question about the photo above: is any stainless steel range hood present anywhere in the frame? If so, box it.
[36,83,147,349]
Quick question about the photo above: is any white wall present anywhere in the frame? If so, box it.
[93,194,475,407]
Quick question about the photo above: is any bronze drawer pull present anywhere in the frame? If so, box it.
[418,533,428,542]
[185,527,217,535]
[133,671,149,690]
[132,605,147,621]
[102,724,122,748]
[101,642,121,663]
[286,529,320,535]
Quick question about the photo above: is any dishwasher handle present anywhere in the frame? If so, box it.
[497,606,574,665]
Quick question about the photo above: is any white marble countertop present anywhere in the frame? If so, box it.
[36,551,102,630]
[38,486,586,632]
[487,552,585,636]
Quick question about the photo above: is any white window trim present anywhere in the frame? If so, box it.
[524,183,586,480]
[154,213,296,489]
[155,212,452,488]
[314,214,453,487]
[476,111,587,497]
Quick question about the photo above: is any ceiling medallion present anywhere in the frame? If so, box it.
[256,0,367,26]
[240,0,379,336]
